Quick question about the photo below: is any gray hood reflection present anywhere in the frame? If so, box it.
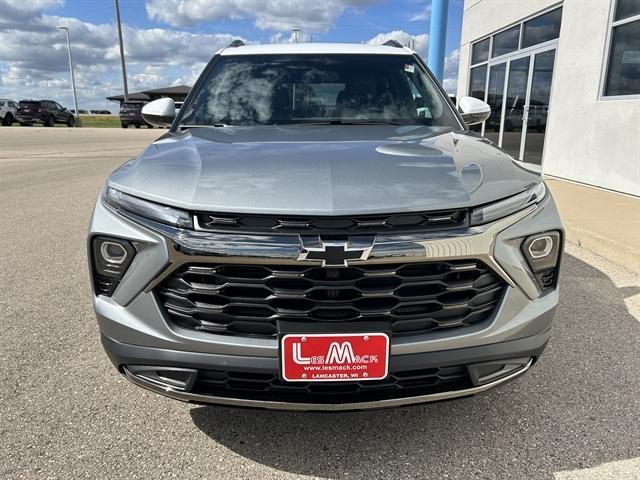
[108,125,540,215]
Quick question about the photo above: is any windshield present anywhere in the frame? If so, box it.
[179,54,460,127]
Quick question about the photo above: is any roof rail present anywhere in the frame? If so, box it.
[382,39,403,48]
[228,40,245,48]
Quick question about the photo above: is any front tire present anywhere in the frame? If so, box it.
[66,116,75,127]
[121,123,129,128]
[2,113,13,126]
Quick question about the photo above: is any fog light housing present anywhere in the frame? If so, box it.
[100,241,128,264]
[521,231,562,291]
[91,236,136,296]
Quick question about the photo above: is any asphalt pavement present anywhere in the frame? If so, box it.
[1,127,639,480]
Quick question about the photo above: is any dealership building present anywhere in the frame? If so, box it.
[456,0,639,196]
[106,85,191,107]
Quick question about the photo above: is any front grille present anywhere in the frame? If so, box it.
[156,260,506,338]
[195,209,468,234]
[191,365,471,404]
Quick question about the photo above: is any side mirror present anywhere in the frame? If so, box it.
[142,98,176,127]
[458,96,491,126]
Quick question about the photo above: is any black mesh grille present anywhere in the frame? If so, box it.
[195,209,468,234]
[156,260,506,338]
[191,365,471,404]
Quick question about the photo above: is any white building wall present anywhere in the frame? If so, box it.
[457,0,640,196]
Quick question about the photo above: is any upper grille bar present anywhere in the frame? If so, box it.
[194,209,468,234]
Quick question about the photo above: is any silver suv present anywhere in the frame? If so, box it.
[0,98,17,126]
[89,42,563,411]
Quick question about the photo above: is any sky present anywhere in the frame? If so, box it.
[0,0,464,112]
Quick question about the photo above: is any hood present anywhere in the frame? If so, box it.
[108,125,541,215]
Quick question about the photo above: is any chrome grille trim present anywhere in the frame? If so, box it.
[107,204,539,303]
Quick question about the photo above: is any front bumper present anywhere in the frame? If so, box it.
[103,329,548,411]
[90,193,563,409]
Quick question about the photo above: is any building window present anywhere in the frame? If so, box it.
[468,64,488,131]
[604,0,640,96]
[492,25,520,57]
[522,8,563,48]
[471,38,490,65]
[615,0,640,20]
[469,65,488,99]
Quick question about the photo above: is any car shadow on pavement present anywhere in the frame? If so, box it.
[189,254,640,480]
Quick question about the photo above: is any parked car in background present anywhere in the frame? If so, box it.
[119,101,152,128]
[16,100,76,127]
[75,109,89,114]
[0,99,18,126]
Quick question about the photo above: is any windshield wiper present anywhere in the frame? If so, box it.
[274,120,402,126]
[178,123,230,129]
[179,120,404,128]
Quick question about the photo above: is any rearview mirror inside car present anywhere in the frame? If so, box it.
[142,98,176,127]
[458,96,491,126]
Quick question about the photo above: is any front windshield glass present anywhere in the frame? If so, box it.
[179,54,460,127]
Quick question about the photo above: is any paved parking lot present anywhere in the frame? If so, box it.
[1,127,639,479]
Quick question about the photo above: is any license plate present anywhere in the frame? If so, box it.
[281,333,389,382]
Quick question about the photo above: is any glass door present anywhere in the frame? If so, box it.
[480,46,557,164]
[484,62,506,145]
[502,57,530,158]
[522,49,556,164]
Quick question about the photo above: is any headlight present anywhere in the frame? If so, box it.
[470,182,546,226]
[104,187,193,229]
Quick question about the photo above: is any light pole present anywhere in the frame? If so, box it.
[114,0,129,102]
[427,0,449,82]
[58,26,79,124]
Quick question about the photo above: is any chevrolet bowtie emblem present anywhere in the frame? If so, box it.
[298,236,375,267]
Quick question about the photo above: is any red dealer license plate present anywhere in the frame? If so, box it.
[281,333,389,382]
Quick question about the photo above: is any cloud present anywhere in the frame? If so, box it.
[0,1,242,109]
[367,31,460,94]
[367,30,429,58]
[410,4,431,22]
[442,48,460,94]
[269,31,313,44]
[0,0,63,28]
[145,0,378,32]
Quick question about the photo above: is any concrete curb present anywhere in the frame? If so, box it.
[547,178,640,274]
